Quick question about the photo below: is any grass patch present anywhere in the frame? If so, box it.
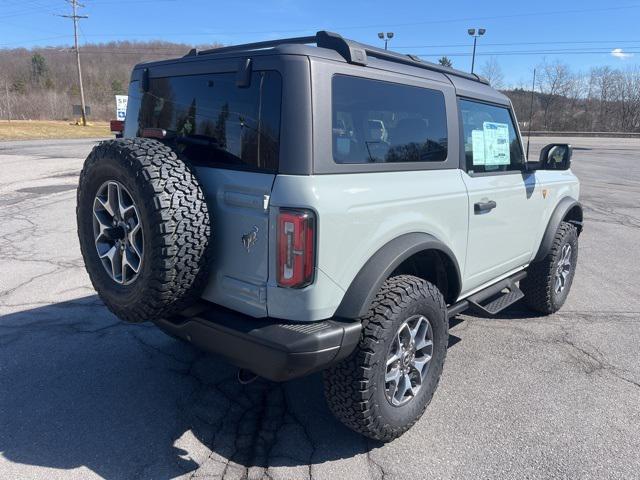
[0,120,111,141]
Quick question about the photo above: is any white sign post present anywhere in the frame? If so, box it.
[115,95,128,121]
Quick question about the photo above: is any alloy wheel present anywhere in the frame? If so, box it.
[92,180,144,285]
[554,243,572,294]
[384,314,434,407]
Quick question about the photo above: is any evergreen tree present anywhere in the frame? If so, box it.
[31,53,48,85]
[438,56,453,68]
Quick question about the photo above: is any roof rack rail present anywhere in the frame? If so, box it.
[361,43,488,84]
[197,31,488,84]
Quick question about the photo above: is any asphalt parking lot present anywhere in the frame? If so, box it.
[1,136,639,480]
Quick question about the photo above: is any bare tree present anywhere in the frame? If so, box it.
[537,60,575,129]
[480,56,504,89]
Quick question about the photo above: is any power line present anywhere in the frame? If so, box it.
[411,46,640,56]
[0,1,63,20]
[2,47,638,59]
[395,40,640,49]
[415,50,640,58]
[0,35,73,47]
[3,2,640,32]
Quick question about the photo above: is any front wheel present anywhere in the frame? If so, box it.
[323,275,448,441]
[521,221,579,314]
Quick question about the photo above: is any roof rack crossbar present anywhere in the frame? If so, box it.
[197,30,487,84]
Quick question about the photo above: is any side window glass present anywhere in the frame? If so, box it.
[459,99,524,173]
[332,75,448,164]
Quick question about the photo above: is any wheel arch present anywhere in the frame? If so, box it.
[334,232,462,319]
[534,197,583,262]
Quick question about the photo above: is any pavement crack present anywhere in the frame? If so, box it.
[364,441,386,480]
[554,326,640,389]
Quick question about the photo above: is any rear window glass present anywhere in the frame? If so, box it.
[134,71,282,171]
[332,75,448,164]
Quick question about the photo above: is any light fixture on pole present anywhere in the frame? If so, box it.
[377,32,394,50]
[467,28,486,74]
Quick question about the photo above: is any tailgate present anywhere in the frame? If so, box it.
[196,168,275,317]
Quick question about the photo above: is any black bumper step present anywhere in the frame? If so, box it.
[154,303,361,382]
[467,271,526,316]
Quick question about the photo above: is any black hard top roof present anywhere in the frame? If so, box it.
[134,31,509,104]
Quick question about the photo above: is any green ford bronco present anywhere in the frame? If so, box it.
[77,31,582,440]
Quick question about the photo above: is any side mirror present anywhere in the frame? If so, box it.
[539,143,572,170]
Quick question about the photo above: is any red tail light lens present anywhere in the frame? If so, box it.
[141,127,167,139]
[277,208,315,288]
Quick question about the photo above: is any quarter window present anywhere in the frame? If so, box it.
[332,75,448,164]
[459,99,524,173]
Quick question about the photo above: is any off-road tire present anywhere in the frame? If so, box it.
[323,275,448,441]
[521,221,578,314]
[77,138,211,323]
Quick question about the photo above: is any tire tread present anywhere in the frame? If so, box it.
[521,221,578,314]
[77,138,210,323]
[323,275,447,441]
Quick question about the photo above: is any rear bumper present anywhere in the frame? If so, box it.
[154,303,361,382]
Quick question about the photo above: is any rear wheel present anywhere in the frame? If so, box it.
[323,275,448,441]
[77,138,211,323]
[521,221,578,314]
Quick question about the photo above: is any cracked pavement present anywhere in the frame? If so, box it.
[1,137,639,479]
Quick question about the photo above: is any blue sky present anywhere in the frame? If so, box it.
[1,0,639,86]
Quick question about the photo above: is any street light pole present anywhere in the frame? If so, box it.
[377,32,394,50]
[467,28,486,74]
[471,36,477,73]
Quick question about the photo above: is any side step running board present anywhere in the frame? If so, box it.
[447,271,527,318]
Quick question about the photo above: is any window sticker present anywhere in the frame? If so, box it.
[471,130,485,165]
[482,122,510,166]
[336,137,351,156]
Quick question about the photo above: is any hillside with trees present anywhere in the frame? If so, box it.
[0,41,218,120]
[507,61,640,133]
[1,42,639,133]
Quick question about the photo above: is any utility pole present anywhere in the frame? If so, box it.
[60,0,88,126]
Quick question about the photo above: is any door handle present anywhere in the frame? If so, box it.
[474,200,497,214]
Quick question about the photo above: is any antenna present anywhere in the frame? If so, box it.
[525,68,536,160]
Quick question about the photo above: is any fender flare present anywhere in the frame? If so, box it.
[534,197,583,262]
[334,232,462,319]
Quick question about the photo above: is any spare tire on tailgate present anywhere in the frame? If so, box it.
[76,138,211,323]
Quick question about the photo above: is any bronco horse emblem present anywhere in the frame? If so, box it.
[241,226,259,252]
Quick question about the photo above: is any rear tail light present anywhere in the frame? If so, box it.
[277,208,315,288]
[141,128,167,139]
[110,120,124,133]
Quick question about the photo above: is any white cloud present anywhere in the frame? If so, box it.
[611,48,634,59]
